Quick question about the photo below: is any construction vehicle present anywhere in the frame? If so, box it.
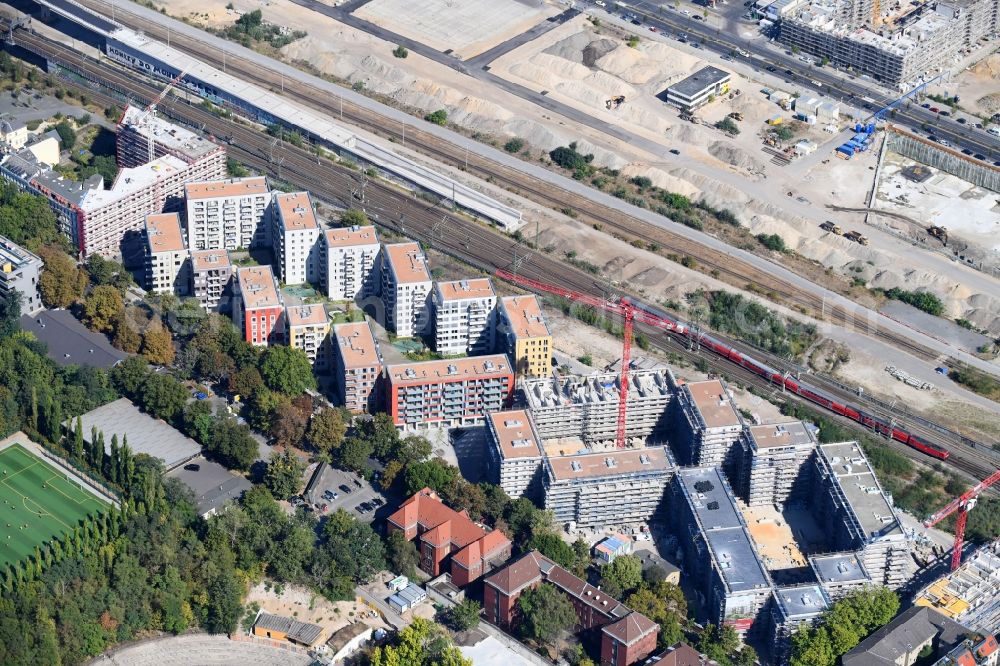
[844,230,869,245]
[728,111,744,121]
[820,221,842,235]
[928,225,948,246]
[925,470,1000,570]
[605,95,626,110]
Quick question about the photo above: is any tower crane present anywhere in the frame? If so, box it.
[495,269,685,448]
[924,469,1000,570]
[140,67,190,163]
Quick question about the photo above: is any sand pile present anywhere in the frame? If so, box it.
[543,30,618,66]
[976,93,1000,115]
[620,164,701,197]
[970,53,1000,79]
[665,123,710,145]
[708,141,767,172]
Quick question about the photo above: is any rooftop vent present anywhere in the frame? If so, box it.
[511,438,532,449]
[484,360,495,371]
[639,454,650,465]
[571,461,582,472]
[605,457,617,469]
[447,364,458,375]
[504,419,523,428]
[405,368,417,379]
[707,501,720,511]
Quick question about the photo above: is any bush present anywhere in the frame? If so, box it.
[392,45,408,58]
[504,137,525,153]
[774,125,795,141]
[949,365,1000,400]
[53,121,76,149]
[756,233,786,252]
[883,287,944,317]
[424,109,448,125]
[549,142,594,174]
[715,117,740,135]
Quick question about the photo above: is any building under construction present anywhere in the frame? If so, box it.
[522,369,674,444]
[672,379,745,474]
[808,551,872,600]
[736,421,817,508]
[770,584,831,664]
[915,540,1000,634]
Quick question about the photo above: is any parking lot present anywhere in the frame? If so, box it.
[304,463,388,523]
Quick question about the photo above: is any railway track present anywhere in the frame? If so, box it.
[9,28,997,484]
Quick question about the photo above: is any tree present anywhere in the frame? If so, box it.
[526,532,576,569]
[260,345,316,395]
[264,449,306,499]
[392,45,408,58]
[53,120,76,149]
[83,285,124,333]
[424,109,448,125]
[307,407,347,455]
[337,435,374,473]
[601,554,643,596]
[141,321,175,365]
[386,529,419,578]
[269,400,309,448]
[626,587,684,648]
[228,366,264,399]
[140,373,188,423]
[370,618,471,666]
[504,137,525,153]
[440,599,481,631]
[111,355,151,396]
[517,583,577,645]
[208,417,258,471]
[339,209,369,226]
[204,569,244,634]
[111,312,142,353]
[321,511,385,583]
[404,459,458,496]
[38,247,86,308]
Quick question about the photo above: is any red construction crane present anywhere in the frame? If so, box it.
[924,469,1000,570]
[496,269,685,448]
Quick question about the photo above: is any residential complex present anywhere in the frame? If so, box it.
[190,249,233,312]
[387,488,511,587]
[184,176,272,251]
[736,421,816,508]
[808,551,872,600]
[144,212,190,296]
[484,551,659,666]
[432,278,496,356]
[384,355,514,428]
[915,540,1000,634]
[286,304,330,370]
[672,379,744,471]
[117,105,227,177]
[0,235,43,314]
[486,409,545,501]
[322,225,380,302]
[842,607,983,666]
[769,585,830,664]
[523,369,674,444]
[380,242,431,338]
[542,446,675,529]
[332,321,383,414]
[496,294,552,378]
[233,265,284,347]
[272,192,321,286]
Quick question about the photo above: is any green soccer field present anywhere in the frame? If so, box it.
[0,444,109,570]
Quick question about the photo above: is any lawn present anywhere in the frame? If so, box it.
[0,443,109,570]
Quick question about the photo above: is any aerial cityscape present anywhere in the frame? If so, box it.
[0,0,997,663]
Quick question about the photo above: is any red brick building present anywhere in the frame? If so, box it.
[386,488,511,587]
[484,551,658,666]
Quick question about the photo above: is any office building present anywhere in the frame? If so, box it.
[381,242,431,338]
[322,224,380,301]
[484,550,659,666]
[233,265,284,347]
[543,446,675,529]
[486,409,545,501]
[384,355,514,429]
[523,369,674,444]
[286,304,330,370]
[0,235,43,314]
[672,379,744,472]
[184,176,272,251]
[116,105,226,179]
[190,249,233,312]
[666,67,732,112]
[272,192,321,286]
[432,278,497,356]
[496,294,552,378]
[737,421,816,508]
[144,212,190,296]
[332,321,383,414]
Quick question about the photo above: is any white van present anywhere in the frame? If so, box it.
[987,126,1000,137]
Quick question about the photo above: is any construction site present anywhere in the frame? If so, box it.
[915,540,1000,634]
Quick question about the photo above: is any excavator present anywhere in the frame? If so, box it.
[605,95,626,110]
[928,225,948,246]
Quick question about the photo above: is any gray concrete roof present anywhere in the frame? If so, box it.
[810,552,870,585]
[818,442,903,541]
[843,607,969,666]
[21,310,128,369]
[668,66,732,98]
[165,456,250,516]
[773,584,829,622]
[676,467,742,531]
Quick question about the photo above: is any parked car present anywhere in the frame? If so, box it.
[183,463,200,472]
[669,148,680,155]
[935,367,949,375]
[766,65,777,72]
[371,498,384,507]
[962,148,973,155]
[956,117,967,124]
[929,106,939,113]
[974,153,986,161]
[354,478,363,488]
[921,103,930,108]
[355,504,367,513]
[339,484,353,494]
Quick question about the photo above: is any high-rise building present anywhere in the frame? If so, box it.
[286,304,330,370]
[332,321,383,414]
[736,421,816,508]
[381,242,431,338]
[272,192,321,286]
[184,177,272,251]
[486,410,544,501]
[322,225,380,302]
[116,105,226,177]
[672,379,744,472]
[0,235,43,314]
[432,278,496,356]
[190,249,233,312]
[496,295,552,378]
[233,265,284,347]
[144,212,190,296]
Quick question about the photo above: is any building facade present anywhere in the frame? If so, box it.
[322,225,380,302]
[144,212,190,296]
[286,304,330,370]
[117,105,227,176]
[736,421,816,508]
[380,242,431,338]
[273,192,321,286]
[770,585,830,664]
[233,265,284,347]
[184,176,272,251]
[672,379,744,472]
[496,295,552,378]
[432,278,496,356]
[190,249,233,312]
[384,355,514,429]
[666,67,732,111]
[332,321,383,414]
[486,410,545,501]
[0,235,43,314]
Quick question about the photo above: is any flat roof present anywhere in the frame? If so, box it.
[146,212,186,253]
[684,380,741,429]
[81,155,189,211]
[747,420,814,450]
[436,278,495,302]
[383,242,430,284]
[676,467,743,531]
[333,321,381,369]
[190,249,232,272]
[0,235,42,270]
[705,527,771,593]
[499,295,550,339]
[524,369,672,408]
[236,265,281,310]
[286,304,327,327]
[70,398,201,470]
[165,455,251,515]
[547,446,673,482]
[20,310,128,369]
[669,66,732,98]
[488,410,543,460]
[185,176,269,200]
[774,584,829,620]
[810,552,870,585]
[120,104,221,162]
[385,354,511,387]
[324,224,379,248]
[818,442,903,540]
[275,192,318,231]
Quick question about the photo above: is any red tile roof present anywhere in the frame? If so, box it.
[603,612,658,645]
[954,649,976,666]
[976,636,999,659]
[651,644,712,666]
[484,550,550,596]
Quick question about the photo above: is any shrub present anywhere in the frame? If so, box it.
[715,117,740,135]
[756,233,786,252]
[392,45,408,58]
[424,109,448,125]
[883,288,944,317]
[504,137,525,153]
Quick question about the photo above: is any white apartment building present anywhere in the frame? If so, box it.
[190,249,233,312]
[332,321,383,414]
[144,212,190,296]
[737,421,817,508]
[0,235,43,314]
[380,242,431,339]
[286,304,331,371]
[432,278,496,356]
[486,410,544,501]
[273,192,321,286]
[673,379,744,474]
[184,177,272,251]
[323,225,380,301]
